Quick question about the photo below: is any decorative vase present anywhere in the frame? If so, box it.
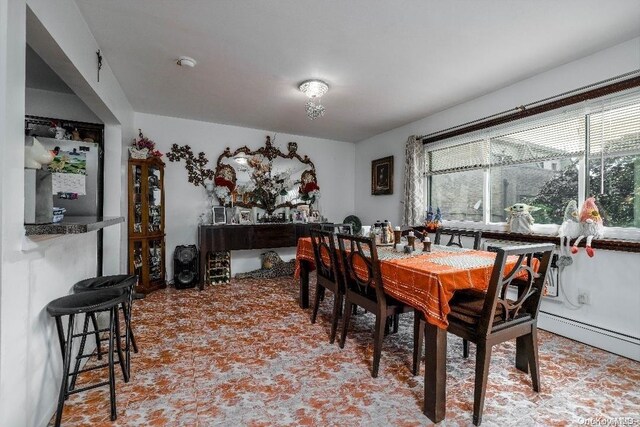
[129,147,149,159]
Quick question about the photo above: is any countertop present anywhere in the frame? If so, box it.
[24,216,124,236]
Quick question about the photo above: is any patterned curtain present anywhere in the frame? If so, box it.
[402,135,425,226]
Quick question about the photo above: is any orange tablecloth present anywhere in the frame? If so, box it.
[295,237,520,329]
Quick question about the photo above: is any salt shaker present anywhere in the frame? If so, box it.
[407,231,416,250]
[422,236,432,252]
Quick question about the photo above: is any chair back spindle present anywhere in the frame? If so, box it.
[336,233,385,304]
[435,228,482,250]
[478,244,553,335]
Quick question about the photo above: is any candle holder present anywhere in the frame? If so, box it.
[407,235,416,250]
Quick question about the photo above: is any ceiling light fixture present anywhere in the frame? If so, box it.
[176,56,197,68]
[299,79,329,120]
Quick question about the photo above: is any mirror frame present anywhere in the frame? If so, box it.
[214,136,318,211]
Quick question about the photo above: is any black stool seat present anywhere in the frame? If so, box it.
[73,274,137,293]
[47,289,126,316]
[72,274,140,360]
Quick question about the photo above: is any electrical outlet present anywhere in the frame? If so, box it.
[577,290,590,305]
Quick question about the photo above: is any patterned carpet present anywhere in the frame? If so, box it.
[51,276,639,426]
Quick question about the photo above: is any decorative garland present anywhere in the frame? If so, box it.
[166,144,214,187]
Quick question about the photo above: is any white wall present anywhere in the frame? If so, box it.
[0,1,134,426]
[25,86,101,123]
[354,37,640,360]
[134,112,356,279]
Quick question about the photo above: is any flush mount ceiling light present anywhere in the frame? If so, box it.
[176,56,197,68]
[299,79,329,120]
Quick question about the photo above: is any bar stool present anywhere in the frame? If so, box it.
[73,274,138,379]
[47,288,128,426]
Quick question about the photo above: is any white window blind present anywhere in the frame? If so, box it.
[428,138,489,175]
[426,87,640,171]
[488,114,586,167]
[589,92,640,157]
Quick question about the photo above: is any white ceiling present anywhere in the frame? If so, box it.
[74,0,640,142]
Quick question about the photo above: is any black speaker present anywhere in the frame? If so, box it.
[173,245,199,289]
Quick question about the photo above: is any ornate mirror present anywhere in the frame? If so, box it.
[214,136,319,212]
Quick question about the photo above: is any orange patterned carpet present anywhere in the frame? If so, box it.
[51,276,639,426]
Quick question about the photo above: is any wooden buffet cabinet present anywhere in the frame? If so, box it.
[197,223,313,290]
[128,157,166,294]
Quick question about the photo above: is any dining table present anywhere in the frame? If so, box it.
[294,236,531,423]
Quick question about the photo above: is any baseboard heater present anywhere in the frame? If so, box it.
[538,311,640,362]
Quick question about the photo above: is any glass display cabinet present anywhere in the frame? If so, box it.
[128,157,166,293]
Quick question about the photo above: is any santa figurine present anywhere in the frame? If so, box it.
[571,197,604,257]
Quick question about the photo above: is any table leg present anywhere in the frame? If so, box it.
[199,248,207,291]
[299,260,310,309]
[424,321,447,423]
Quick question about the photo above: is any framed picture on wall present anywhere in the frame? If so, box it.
[371,156,393,195]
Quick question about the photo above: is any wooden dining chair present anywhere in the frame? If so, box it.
[309,228,344,343]
[336,233,412,378]
[435,227,482,250]
[320,223,354,234]
[433,227,483,357]
[446,243,554,425]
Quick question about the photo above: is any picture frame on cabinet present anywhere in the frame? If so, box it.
[239,209,252,224]
[212,206,226,224]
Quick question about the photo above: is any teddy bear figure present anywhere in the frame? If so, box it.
[557,200,581,267]
[571,197,604,258]
[504,203,539,234]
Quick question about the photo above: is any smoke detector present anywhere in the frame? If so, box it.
[176,56,197,68]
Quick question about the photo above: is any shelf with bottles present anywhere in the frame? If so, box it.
[207,251,230,285]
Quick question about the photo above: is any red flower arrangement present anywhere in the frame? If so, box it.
[299,181,320,202]
[132,129,163,157]
[214,176,235,192]
[301,181,320,194]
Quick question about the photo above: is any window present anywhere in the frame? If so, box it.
[588,98,640,227]
[426,87,640,229]
[431,170,484,221]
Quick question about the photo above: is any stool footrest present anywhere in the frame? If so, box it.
[68,360,122,376]
[68,381,110,395]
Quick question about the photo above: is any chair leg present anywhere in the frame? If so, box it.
[54,314,75,427]
[90,312,102,360]
[108,308,117,421]
[311,285,324,324]
[526,329,540,392]
[412,312,424,376]
[371,312,386,378]
[69,314,91,391]
[392,314,400,333]
[121,302,138,354]
[515,335,528,373]
[339,300,353,349]
[472,342,492,426]
[463,339,469,358]
[384,316,391,336]
[114,309,129,383]
[329,293,342,344]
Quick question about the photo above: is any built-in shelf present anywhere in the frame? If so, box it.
[24,216,124,237]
